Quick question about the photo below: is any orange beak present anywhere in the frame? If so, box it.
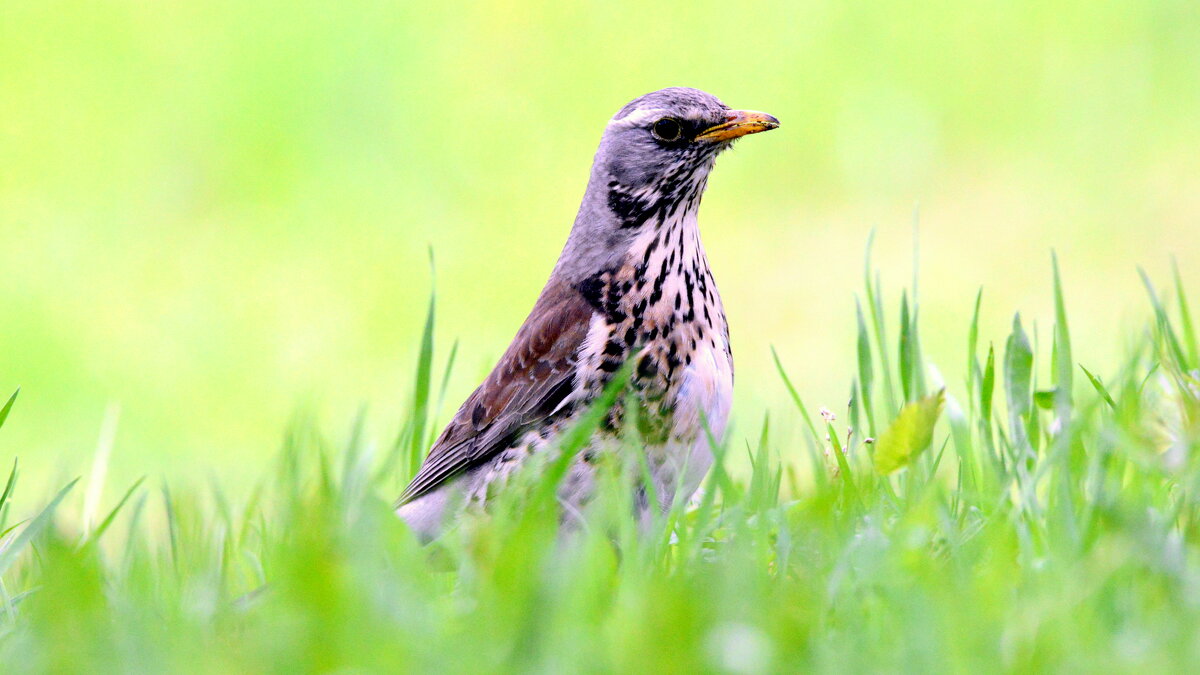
[695,110,780,142]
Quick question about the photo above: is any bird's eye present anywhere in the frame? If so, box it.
[651,117,683,142]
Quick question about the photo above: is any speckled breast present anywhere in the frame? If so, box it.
[575,209,733,450]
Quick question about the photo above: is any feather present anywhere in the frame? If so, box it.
[395,278,593,505]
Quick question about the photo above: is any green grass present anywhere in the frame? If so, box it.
[1,250,1198,673]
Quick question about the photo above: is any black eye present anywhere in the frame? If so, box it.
[651,117,683,142]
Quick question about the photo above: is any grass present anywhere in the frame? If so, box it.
[0,248,1198,673]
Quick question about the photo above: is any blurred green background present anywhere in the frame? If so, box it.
[2,0,1197,495]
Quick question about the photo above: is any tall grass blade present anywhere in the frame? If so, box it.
[899,292,914,402]
[0,388,18,432]
[0,479,79,577]
[1173,258,1198,368]
[1140,267,1189,370]
[1079,365,1117,410]
[856,298,876,433]
[429,338,460,448]
[968,288,983,405]
[0,460,17,515]
[1051,252,1074,422]
[87,476,147,546]
[864,233,898,415]
[771,347,820,445]
[83,403,120,537]
[981,344,996,424]
[826,421,859,506]
[162,482,180,571]
[1005,314,1034,451]
[409,251,438,477]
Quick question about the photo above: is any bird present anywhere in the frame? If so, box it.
[396,88,779,539]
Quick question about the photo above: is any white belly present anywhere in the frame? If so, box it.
[657,338,734,504]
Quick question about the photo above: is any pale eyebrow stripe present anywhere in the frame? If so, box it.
[608,108,668,128]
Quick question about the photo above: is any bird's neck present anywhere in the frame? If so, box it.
[553,155,717,287]
[573,195,724,338]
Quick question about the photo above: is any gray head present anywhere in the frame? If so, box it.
[557,87,779,281]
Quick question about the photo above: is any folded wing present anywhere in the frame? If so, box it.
[395,279,594,505]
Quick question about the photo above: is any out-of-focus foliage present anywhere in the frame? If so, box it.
[1,257,1198,672]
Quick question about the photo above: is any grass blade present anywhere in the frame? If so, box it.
[864,234,898,415]
[1005,314,1034,450]
[0,479,79,577]
[1173,258,1198,368]
[83,403,120,537]
[409,250,438,477]
[1051,252,1074,421]
[0,388,18,432]
[772,347,821,445]
[1079,365,1117,410]
[0,460,17,515]
[429,338,460,448]
[87,476,147,545]
[899,292,914,402]
[981,344,996,425]
[968,288,983,404]
[856,297,876,434]
[1140,267,1189,370]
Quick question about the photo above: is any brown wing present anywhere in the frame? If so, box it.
[395,278,594,505]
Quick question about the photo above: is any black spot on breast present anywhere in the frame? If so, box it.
[637,356,658,378]
[649,265,667,304]
[602,277,627,323]
[685,273,696,321]
[577,274,606,311]
[666,343,681,374]
[641,235,660,265]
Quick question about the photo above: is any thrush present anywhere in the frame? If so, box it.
[396,88,779,539]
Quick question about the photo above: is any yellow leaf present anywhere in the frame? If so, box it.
[873,390,946,475]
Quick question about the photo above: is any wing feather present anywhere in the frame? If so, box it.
[395,279,594,505]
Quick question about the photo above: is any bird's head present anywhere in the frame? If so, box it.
[591,88,779,230]
[601,88,777,186]
[560,88,778,279]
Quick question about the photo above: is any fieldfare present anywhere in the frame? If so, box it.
[396,88,779,539]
